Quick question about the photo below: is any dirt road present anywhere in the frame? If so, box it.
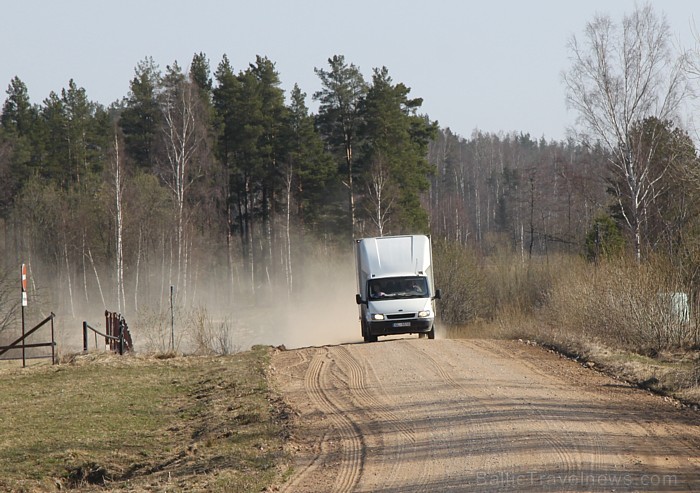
[271,338,700,492]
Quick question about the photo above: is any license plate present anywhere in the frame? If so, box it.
[393,322,411,327]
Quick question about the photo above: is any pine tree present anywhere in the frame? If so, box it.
[285,84,337,229]
[1,77,36,135]
[0,77,37,214]
[314,55,367,237]
[61,80,109,183]
[250,56,287,244]
[119,57,161,170]
[38,91,69,185]
[190,52,213,94]
[358,67,437,234]
[212,55,290,290]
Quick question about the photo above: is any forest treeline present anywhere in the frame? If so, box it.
[0,53,444,320]
[1,5,699,342]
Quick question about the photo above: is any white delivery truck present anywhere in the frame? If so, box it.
[355,235,441,342]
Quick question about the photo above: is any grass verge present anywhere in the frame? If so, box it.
[0,346,289,492]
[529,335,700,409]
[445,321,700,409]
[439,247,700,409]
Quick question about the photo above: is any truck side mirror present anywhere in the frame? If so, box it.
[434,289,442,300]
[356,294,364,305]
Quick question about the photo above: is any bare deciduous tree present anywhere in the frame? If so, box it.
[0,267,20,336]
[109,130,126,314]
[159,69,209,301]
[364,154,395,236]
[563,4,688,260]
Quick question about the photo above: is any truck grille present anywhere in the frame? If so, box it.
[386,313,416,320]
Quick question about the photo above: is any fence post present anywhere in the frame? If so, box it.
[83,321,88,353]
[118,317,124,356]
[50,313,55,365]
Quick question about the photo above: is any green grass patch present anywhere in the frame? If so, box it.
[0,346,288,492]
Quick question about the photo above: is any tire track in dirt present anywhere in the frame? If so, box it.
[333,346,417,443]
[276,348,366,493]
[305,350,365,493]
[399,340,509,478]
[273,339,700,492]
[277,350,335,493]
[465,339,700,491]
[331,345,432,492]
[471,341,582,474]
[275,350,331,493]
[459,339,610,490]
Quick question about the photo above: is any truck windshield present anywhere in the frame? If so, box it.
[368,277,429,300]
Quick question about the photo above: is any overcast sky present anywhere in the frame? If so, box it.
[1,1,697,142]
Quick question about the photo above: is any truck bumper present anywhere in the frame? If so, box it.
[368,318,433,336]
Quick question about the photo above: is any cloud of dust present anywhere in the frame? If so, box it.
[17,241,366,355]
[231,255,362,350]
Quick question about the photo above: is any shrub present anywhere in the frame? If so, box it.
[542,256,697,355]
[433,239,489,324]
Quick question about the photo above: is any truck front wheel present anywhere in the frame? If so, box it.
[427,326,435,339]
[362,320,377,342]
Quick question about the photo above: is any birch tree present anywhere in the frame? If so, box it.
[109,129,126,314]
[159,63,209,299]
[364,154,394,236]
[563,4,688,260]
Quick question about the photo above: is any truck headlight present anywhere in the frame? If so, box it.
[372,314,385,320]
[418,310,431,318]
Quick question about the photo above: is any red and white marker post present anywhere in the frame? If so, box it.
[21,264,27,367]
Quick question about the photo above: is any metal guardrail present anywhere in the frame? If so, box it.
[0,313,56,366]
[82,311,132,355]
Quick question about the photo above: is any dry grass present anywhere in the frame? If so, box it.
[439,247,700,407]
[443,319,498,339]
[531,256,700,405]
[0,346,289,492]
[542,257,700,354]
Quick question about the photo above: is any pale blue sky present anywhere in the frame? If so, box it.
[2,1,697,141]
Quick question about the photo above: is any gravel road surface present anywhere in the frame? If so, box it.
[271,339,700,492]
